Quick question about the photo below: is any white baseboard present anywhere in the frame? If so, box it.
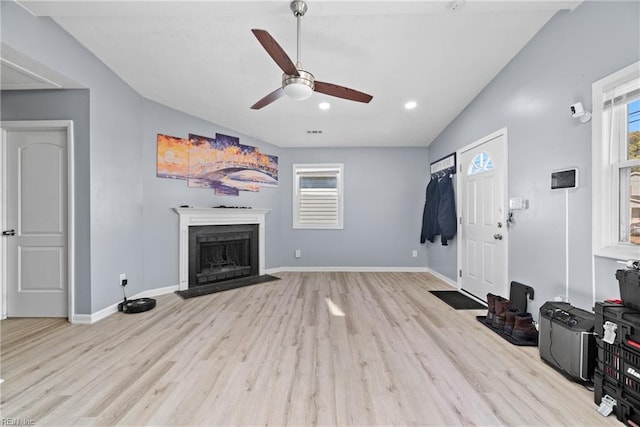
[426,268,459,289]
[266,266,430,274]
[70,284,179,324]
[133,285,179,299]
[86,304,118,324]
[70,314,93,324]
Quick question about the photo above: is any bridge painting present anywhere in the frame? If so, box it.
[156,132,278,196]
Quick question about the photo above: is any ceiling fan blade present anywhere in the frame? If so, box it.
[251,29,299,77]
[251,87,285,110]
[314,81,373,104]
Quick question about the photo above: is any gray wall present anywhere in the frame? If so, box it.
[277,147,429,269]
[141,99,282,288]
[139,105,429,286]
[2,1,145,312]
[0,89,91,314]
[427,1,640,316]
[1,2,431,316]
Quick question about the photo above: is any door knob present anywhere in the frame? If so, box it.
[2,229,15,236]
[493,233,503,240]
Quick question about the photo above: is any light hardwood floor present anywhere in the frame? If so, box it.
[1,272,617,426]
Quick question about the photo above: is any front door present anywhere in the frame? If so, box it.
[458,129,508,301]
[2,127,68,317]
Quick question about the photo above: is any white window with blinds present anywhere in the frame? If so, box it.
[593,61,640,260]
[293,164,344,229]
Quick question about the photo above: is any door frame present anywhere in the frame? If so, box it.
[1,120,75,321]
[455,127,509,299]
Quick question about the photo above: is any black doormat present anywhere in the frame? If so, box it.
[429,290,486,310]
[476,316,539,347]
[175,274,280,300]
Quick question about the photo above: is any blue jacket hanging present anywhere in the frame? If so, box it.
[437,174,457,246]
[420,177,440,244]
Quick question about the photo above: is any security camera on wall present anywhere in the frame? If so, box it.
[570,102,591,123]
[570,102,584,117]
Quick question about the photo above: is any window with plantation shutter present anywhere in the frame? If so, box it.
[293,164,344,229]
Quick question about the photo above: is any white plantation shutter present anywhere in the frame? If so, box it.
[293,164,344,229]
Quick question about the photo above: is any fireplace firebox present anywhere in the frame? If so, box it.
[188,224,258,288]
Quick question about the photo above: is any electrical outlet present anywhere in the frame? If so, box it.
[120,273,127,286]
[295,249,301,258]
[412,250,418,258]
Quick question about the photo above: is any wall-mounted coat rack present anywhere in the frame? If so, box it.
[430,153,456,178]
[422,151,458,246]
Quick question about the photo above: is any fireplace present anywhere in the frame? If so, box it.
[189,224,258,287]
[174,207,270,291]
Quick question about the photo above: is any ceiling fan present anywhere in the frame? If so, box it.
[250,0,373,109]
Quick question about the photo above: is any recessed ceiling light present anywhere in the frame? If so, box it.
[405,101,418,110]
[319,102,331,110]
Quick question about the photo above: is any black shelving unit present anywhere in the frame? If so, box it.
[594,302,640,426]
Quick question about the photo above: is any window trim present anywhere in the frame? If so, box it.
[592,60,640,260]
[292,163,344,230]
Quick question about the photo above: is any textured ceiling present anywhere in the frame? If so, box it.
[15,1,580,147]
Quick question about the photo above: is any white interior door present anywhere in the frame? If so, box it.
[3,127,68,317]
[457,129,508,301]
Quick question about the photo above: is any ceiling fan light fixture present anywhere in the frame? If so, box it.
[284,82,313,100]
[282,70,315,101]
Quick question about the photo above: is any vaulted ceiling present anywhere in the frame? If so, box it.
[8,1,581,147]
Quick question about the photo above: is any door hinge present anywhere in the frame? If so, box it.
[459,217,462,225]
[459,269,462,278]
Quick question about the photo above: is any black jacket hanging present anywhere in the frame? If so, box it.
[420,177,440,243]
[437,174,457,246]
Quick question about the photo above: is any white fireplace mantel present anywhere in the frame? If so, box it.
[174,207,270,290]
